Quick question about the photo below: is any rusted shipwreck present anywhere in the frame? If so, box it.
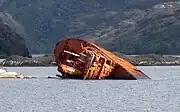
[54,38,150,80]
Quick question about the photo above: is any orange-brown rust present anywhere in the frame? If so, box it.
[54,38,150,80]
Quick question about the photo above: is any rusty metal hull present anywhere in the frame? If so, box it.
[54,38,150,80]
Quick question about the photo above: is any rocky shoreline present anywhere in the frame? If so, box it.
[0,55,56,67]
[130,54,180,66]
[1,54,180,67]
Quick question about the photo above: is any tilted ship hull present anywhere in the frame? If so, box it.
[54,38,150,80]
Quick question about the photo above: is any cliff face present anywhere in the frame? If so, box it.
[0,13,30,58]
[1,0,179,54]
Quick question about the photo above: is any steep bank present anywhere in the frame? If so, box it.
[0,12,30,58]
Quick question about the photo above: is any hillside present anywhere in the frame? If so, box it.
[94,1,180,54]
[0,0,179,54]
[0,12,30,58]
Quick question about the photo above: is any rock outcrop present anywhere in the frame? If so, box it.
[0,55,56,66]
[0,12,30,58]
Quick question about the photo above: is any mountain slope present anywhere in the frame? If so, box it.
[0,12,30,57]
[94,1,180,54]
[0,0,179,54]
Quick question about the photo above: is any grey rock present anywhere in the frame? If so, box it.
[0,55,56,67]
[0,12,30,58]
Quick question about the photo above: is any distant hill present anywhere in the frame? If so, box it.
[0,0,179,54]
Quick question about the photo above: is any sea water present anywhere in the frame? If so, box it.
[0,66,179,112]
